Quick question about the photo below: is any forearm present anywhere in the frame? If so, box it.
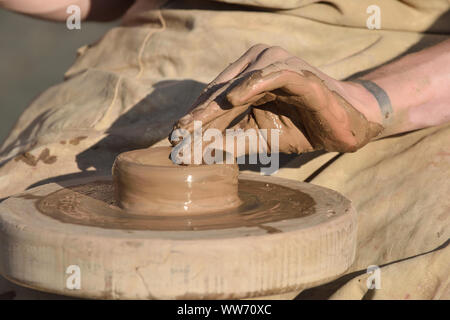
[343,39,450,137]
[0,0,135,21]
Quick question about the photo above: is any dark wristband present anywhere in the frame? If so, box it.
[352,79,393,121]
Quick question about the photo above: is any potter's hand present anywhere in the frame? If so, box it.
[171,44,383,155]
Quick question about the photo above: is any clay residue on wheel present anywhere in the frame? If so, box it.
[36,180,316,232]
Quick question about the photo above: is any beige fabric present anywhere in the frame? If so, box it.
[0,0,448,299]
[277,124,450,271]
[329,244,449,300]
[278,123,450,300]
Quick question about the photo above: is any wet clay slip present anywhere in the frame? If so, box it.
[112,147,241,216]
[32,146,315,231]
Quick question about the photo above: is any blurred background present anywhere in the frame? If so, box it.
[0,9,118,144]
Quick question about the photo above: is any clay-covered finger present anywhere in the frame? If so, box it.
[226,67,336,115]
[175,81,233,132]
[236,46,292,75]
[210,44,270,85]
[175,96,251,134]
[174,75,262,136]
[252,108,314,154]
[175,45,274,132]
[225,67,309,107]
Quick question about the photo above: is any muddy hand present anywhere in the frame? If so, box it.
[170,44,384,160]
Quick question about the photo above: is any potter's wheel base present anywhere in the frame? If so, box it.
[0,174,356,299]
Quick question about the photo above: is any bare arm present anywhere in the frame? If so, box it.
[0,0,135,21]
[343,39,450,137]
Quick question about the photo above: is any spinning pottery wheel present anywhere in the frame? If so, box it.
[0,147,356,299]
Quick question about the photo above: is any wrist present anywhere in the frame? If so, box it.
[338,80,384,126]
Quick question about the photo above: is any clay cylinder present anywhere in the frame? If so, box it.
[112,147,241,216]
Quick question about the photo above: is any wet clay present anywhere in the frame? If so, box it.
[34,146,318,231]
[36,179,315,231]
[112,147,241,215]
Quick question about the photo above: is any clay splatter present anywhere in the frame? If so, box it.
[15,148,57,166]
[258,225,282,234]
[69,136,87,145]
